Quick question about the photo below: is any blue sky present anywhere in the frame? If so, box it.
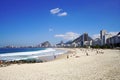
[0,0,120,47]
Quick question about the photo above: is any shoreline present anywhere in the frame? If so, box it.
[0,48,69,66]
[0,48,119,66]
[0,48,67,62]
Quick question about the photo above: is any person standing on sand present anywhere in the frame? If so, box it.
[86,51,89,56]
[54,55,56,59]
[0,60,2,64]
[53,53,56,59]
[67,55,69,59]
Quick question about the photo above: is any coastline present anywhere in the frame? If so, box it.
[0,48,67,62]
[0,48,120,80]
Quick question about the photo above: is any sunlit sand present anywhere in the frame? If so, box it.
[0,48,120,80]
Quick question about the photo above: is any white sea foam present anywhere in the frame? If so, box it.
[0,48,55,57]
[0,48,67,61]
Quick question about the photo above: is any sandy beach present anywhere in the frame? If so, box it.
[0,48,120,80]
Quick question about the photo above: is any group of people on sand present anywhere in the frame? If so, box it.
[96,49,104,54]
[81,48,104,55]
[66,48,104,59]
[66,51,75,59]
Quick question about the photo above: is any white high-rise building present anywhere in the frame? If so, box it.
[100,30,107,45]
[104,34,112,44]
[100,30,113,45]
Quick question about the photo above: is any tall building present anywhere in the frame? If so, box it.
[83,33,88,41]
[106,32,120,46]
[104,34,112,44]
[100,30,107,45]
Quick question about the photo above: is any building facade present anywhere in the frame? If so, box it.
[100,30,107,45]
[106,32,120,47]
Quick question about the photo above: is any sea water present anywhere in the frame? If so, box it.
[0,48,67,61]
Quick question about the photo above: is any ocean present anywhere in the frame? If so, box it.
[0,48,67,61]
[0,48,46,54]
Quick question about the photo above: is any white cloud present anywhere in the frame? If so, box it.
[58,12,67,16]
[92,34,100,39]
[49,28,53,32]
[50,8,67,17]
[108,32,118,36]
[92,31,119,39]
[55,32,80,40]
[50,8,61,14]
